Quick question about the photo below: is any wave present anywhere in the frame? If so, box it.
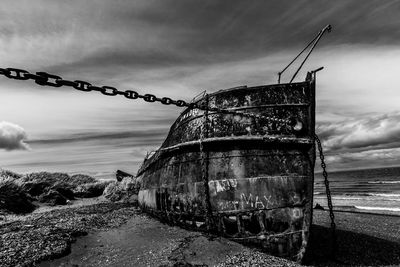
[368,181,400,184]
[355,206,400,212]
[314,193,400,201]
[369,193,400,198]
[332,196,368,200]
[315,192,400,197]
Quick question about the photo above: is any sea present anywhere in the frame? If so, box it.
[314,166,400,216]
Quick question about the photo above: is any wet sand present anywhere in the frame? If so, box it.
[39,208,400,267]
[38,211,300,267]
[39,214,235,266]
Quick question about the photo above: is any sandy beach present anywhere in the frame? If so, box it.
[0,198,399,267]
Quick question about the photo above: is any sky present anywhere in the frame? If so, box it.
[1,0,400,177]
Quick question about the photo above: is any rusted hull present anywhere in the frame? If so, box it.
[136,79,315,262]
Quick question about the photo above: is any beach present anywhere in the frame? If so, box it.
[1,197,399,267]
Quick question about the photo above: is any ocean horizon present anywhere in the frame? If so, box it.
[314,166,400,215]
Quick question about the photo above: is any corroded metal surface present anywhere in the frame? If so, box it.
[136,79,315,262]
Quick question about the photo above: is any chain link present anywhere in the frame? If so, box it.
[315,133,337,258]
[0,67,293,128]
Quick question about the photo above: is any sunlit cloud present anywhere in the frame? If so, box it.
[0,121,29,150]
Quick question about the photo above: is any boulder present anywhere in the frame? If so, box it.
[0,180,36,214]
[15,172,98,199]
[51,182,75,200]
[103,177,139,202]
[38,190,68,206]
[116,170,133,182]
[103,182,120,202]
[0,169,22,180]
[16,172,70,197]
[74,181,110,198]
[20,181,52,197]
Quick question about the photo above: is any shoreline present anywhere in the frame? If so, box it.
[1,200,399,266]
[332,208,400,218]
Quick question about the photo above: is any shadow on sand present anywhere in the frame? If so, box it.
[303,224,400,266]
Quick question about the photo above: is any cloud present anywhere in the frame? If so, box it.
[2,0,400,72]
[317,112,400,152]
[2,1,400,172]
[28,128,168,147]
[315,112,400,170]
[0,121,29,150]
[324,148,400,171]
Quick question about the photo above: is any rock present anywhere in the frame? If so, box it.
[0,180,36,214]
[0,169,22,180]
[116,170,133,182]
[103,177,139,202]
[74,182,110,198]
[20,181,52,197]
[103,182,121,202]
[16,172,70,197]
[52,182,75,200]
[38,190,68,206]
[16,172,98,200]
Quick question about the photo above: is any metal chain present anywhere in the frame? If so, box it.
[0,67,192,108]
[315,133,337,258]
[0,67,290,128]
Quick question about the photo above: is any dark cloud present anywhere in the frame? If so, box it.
[0,121,29,150]
[322,147,400,171]
[28,129,168,146]
[18,0,400,76]
[110,0,400,53]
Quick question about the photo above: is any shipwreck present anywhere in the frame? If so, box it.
[135,25,333,262]
[0,24,333,263]
[136,76,316,261]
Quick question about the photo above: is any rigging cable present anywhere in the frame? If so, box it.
[277,24,332,84]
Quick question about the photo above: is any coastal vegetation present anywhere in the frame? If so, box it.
[0,169,111,214]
